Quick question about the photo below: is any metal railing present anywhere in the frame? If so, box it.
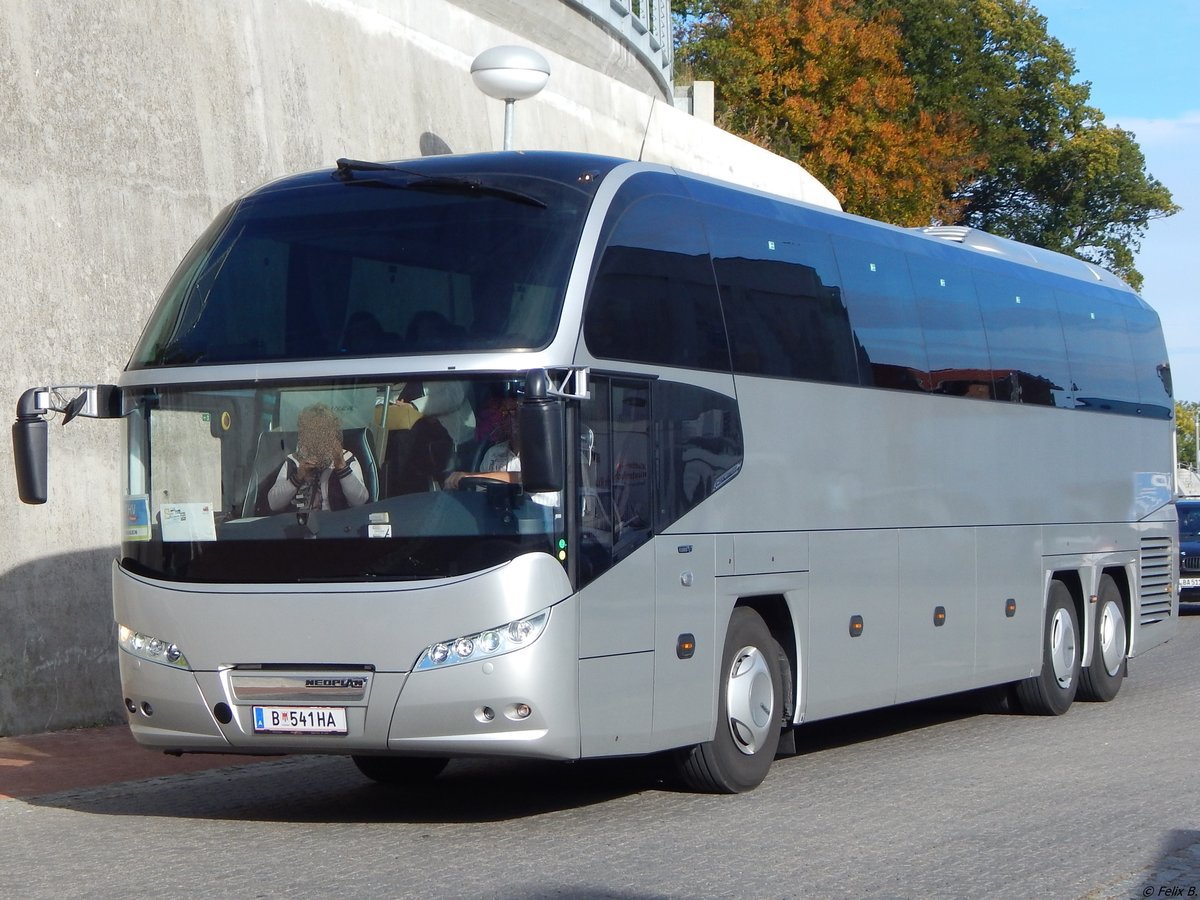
[565,0,674,98]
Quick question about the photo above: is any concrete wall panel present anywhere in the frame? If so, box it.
[0,0,835,735]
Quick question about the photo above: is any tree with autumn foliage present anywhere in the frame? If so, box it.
[676,0,1178,289]
[677,0,982,225]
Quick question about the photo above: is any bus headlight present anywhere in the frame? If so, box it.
[415,609,549,671]
[118,624,189,669]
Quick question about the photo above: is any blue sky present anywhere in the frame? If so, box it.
[1027,0,1200,401]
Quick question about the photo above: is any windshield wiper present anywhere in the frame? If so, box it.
[333,158,546,208]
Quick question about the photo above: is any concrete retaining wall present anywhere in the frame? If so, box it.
[0,0,835,736]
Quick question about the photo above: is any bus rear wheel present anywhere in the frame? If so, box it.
[352,754,448,786]
[1078,574,1127,702]
[1015,581,1080,715]
[674,607,783,794]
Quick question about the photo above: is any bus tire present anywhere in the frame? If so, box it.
[352,754,448,786]
[1078,575,1127,702]
[674,607,783,793]
[1015,581,1080,716]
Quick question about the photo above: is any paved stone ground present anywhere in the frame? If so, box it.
[0,725,266,800]
[1,605,1197,899]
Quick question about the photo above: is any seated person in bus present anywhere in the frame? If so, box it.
[267,403,369,512]
[442,397,559,509]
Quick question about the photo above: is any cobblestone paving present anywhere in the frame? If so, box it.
[2,610,1197,899]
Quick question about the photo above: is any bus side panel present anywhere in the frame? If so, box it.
[805,530,900,721]
[896,527,977,703]
[649,534,719,751]
[974,526,1044,683]
[576,540,656,756]
[576,540,655,659]
[578,652,654,756]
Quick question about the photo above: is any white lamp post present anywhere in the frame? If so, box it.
[470,46,551,150]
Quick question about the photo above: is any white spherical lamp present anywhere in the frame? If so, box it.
[471,46,551,150]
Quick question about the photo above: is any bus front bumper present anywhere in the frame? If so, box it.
[117,598,581,761]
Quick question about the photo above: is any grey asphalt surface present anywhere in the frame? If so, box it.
[2,606,1198,900]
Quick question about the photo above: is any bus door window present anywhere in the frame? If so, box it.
[612,383,652,561]
[577,378,653,586]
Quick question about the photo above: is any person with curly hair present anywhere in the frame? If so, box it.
[267,403,369,512]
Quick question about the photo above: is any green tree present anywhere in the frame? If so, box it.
[1177,401,1200,473]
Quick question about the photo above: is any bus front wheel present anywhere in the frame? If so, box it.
[1015,581,1080,715]
[674,607,783,793]
[1078,574,1127,702]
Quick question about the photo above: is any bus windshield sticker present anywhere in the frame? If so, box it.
[124,495,151,542]
[160,503,218,542]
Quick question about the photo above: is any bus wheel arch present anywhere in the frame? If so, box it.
[1015,577,1081,715]
[1078,571,1129,702]
[673,605,785,793]
[736,594,797,727]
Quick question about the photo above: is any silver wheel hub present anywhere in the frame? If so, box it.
[1049,607,1077,689]
[1098,598,1127,677]
[726,645,774,756]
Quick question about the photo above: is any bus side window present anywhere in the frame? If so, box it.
[584,194,729,373]
[652,381,743,532]
[833,237,931,392]
[907,253,992,398]
[704,206,858,385]
[974,269,1071,407]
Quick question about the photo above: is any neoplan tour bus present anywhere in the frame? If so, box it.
[13,152,1179,793]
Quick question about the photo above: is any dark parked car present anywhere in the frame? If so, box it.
[1178,498,1200,600]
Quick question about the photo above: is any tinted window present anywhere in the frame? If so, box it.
[907,253,993,398]
[1056,288,1140,412]
[577,378,653,587]
[130,173,592,366]
[703,207,858,383]
[975,268,1072,406]
[833,237,930,391]
[1124,301,1173,417]
[585,189,730,371]
[652,381,743,531]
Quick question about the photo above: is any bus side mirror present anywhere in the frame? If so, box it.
[12,384,124,504]
[13,388,48,504]
[520,371,564,493]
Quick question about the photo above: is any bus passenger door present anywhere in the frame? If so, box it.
[576,379,657,756]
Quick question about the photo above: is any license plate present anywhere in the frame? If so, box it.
[253,705,347,734]
[1180,578,1200,589]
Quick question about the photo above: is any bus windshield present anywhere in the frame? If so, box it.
[120,376,565,583]
[127,166,596,367]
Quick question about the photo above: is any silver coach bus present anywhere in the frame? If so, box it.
[13,152,1178,792]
